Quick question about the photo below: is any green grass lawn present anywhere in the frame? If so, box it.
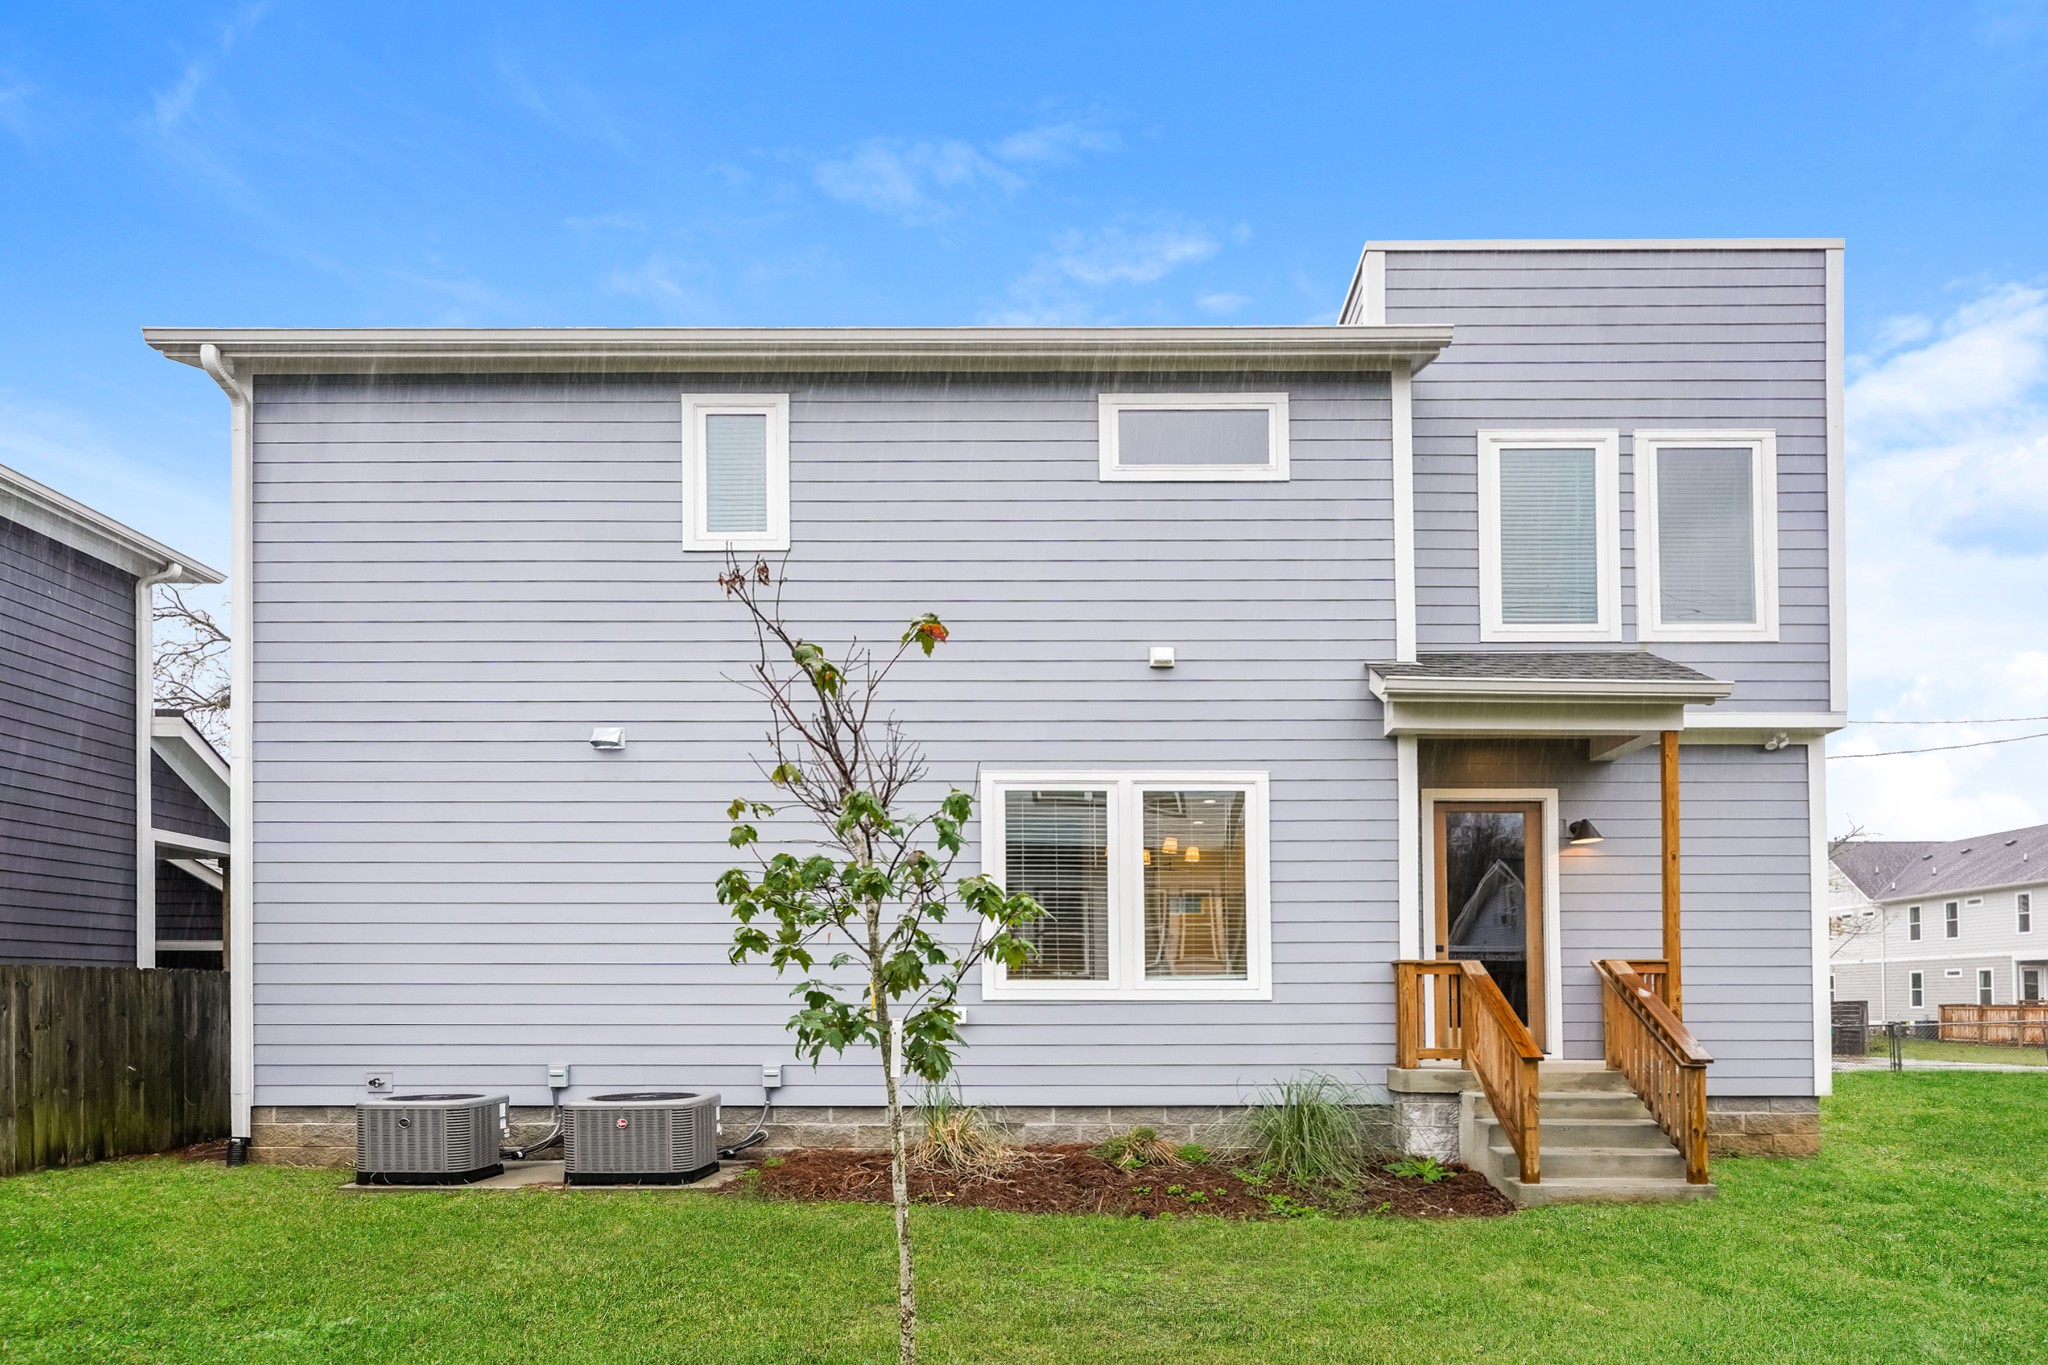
[4,1072,2046,1364]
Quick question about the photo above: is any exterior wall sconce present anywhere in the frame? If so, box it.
[1566,819,1604,845]
[1762,731,1790,751]
[1149,646,1176,669]
[589,726,627,751]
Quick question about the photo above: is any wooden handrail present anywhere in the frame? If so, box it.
[1392,959,1465,1069]
[1456,960,1543,1185]
[1625,958,1672,1011]
[1595,958,1713,1184]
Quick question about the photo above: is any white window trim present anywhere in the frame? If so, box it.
[681,393,791,552]
[1476,429,1622,642]
[2019,892,2032,934]
[977,770,1272,1001]
[1909,971,1924,1007]
[1633,428,1780,642]
[1978,968,1995,1004]
[1946,900,1960,938]
[1908,904,1922,941]
[1097,393,1290,483]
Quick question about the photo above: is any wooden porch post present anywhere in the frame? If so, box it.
[1661,730,1682,1017]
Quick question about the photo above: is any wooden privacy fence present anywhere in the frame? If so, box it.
[1939,1002,2048,1045]
[0,965,229,1177]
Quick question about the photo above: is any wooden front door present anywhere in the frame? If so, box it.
[1433,800,1546,1051]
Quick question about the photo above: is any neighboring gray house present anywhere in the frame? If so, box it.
[1831,827,2048,1019]
[1,463,227,967]
[148,236,1844,1193]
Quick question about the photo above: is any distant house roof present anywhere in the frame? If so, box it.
[1370,652,1721,685]
[0,461,223,583]
[1835,824,2048,902]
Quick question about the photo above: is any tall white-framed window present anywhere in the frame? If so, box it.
[1909,971,1924,1009]
[1978,968,1995,1006]
[681,393,791,552]
[979,771,1272,1001]
[1098,394,1290,482]
[2025,967,2041,1001]
[2019,892,2033,934]
[1633,429,1779,642]
[1907,904,1921,941]
[1477,430,1621,642]
[1946,901,1961,938]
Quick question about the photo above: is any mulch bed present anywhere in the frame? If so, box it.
[736,1144,1512,1219]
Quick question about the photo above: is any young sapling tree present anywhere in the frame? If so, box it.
[713,557,1043,1365]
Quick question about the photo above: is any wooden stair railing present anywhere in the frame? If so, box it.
[1595,958,1714,1184]
[1393,959,1543,1184]
[1624,958,1673,1011]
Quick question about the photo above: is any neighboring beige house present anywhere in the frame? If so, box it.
[1830,827,2048,1020]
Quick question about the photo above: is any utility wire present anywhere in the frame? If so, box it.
[1848,713,2048,725]
[1828,730,2048,759]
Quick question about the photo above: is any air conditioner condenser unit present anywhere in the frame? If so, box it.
[562,1091,720,1185]
[356,1092,508,1185]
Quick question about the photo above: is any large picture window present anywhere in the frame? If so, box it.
[682,393,790,552]
[981,772,1271,1000]
[1633,429,1779,641]
[1477,430,1621,641]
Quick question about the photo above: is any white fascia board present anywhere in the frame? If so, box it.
[151,715,231,821]
[144,325,1455,376]
[167,857,224,892]
[0,461,224,583]
[1365,238,1844,252]
[1683,710,1845,733]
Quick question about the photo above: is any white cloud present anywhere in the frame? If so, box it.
[1196,291,1250,316]
[600,255,718,320]
[983,222,1226,325]
[1831,282,2048,840]
[813,120,1115,226]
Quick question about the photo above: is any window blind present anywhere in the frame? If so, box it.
[1657,446,1755,624]
[1004,790,1110,981]
[1117,408,1270,467]
[1498,447,1599,624]
[703,412,770,535]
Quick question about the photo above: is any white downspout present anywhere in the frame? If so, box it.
[200,342,256,1141]
[136,562,184,968]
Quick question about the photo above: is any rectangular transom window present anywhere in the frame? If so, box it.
[1477,430,1621,641]
[1098,394,1289,482]
[682,393,790,552]
[1634,429,1779,641]
[981,772,1271,1000]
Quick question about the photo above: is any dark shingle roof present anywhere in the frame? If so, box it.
[1834,823,2048,901]
[1368,651,1720,685]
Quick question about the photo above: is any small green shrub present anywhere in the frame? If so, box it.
[1097,1126,1185,1169]
[912,1083,1016,1177]
[1175,1142,1210,1165]
[1385,1155,1452,1184]
[1260,1191,1329,1220]
[1244,1073,1365,1187]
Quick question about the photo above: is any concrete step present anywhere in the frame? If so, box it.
[1495,1176,1716,1208]
[1478,1114,1674,1150]
[1532,1063,1633,1094]
[1490,1142,1687,1181]
[1473,1092,1652,1122]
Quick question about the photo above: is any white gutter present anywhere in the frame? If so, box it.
[134,562,183,968]
[199,342,256,1141]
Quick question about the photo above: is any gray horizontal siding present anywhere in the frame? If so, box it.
[1419,737,1815,1096]
[250,371,1403,1108]
[1,515,137,965]
[152,753,227,841]
[156,861,222,941]
[1387,247,1832,712]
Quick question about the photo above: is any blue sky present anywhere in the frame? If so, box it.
[3,2,2048,837]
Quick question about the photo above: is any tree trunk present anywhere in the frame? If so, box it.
[870,909,917,1365]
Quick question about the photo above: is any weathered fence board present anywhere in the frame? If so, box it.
[1938,1003,2048,1046]
[0,965,229,1176]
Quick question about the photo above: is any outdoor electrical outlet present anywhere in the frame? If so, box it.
[547,1064,570,1090]
[762,1063,783,1089]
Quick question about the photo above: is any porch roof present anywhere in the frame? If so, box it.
[1366,651,1732,739]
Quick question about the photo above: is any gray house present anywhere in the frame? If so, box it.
[1831,826,2048,1019]
[147,236,1843,1196]
[1,463,227,968]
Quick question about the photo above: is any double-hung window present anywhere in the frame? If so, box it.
[1946,901,1961,938]
[979,772,1271,1000]
[1098,394,1289,482]
[1909,971,1924,1009]
[1978,969,1996,1006]
[2020,892,2033,934]
[1907,905,1921,941]
[682,394,790,552]
[1477,430,1621,641]
[1634,430,1779,641]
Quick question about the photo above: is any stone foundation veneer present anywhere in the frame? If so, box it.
[251,1103,1400,1168]
[1704,1096,1821,1156]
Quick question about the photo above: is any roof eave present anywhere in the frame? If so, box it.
[0,461,224,584]
[1368,672,1735,705]
[141,325,1455,376]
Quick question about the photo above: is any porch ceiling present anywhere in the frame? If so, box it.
[1366,652,1733,738]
